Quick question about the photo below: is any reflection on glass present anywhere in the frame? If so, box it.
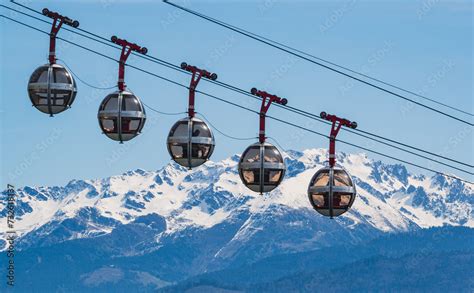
[243,170,256,184]
[51,89,70,100]
[243,147,260,162]
[192,144,210,158]
[104,96,119,111]
[29,67,49,83]
[38,70,48,83]
[53,68,71,83]
[264,146,281,163]
[242,169,282,186]
[192,122,211,137]
[311,193,327,208]
[170,143,188,159]
[170,121,188,137]
[334,170,352,186]
[313,172,330,186]
[101,119,115,132]
[264,170,282,184]
[129,119,140,131]
[333,193,352,208]
[121,118,140,133]
[123,96,141,111]
[311,192,352,210]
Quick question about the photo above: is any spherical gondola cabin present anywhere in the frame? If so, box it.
[238,142,286,194]
[167,62,217,169]
[238,88,288,194]
[28,9,80,117]
[28,63,77,116]
[307,111,358,218]
[97,90,146,143]
[98,36,148,143]
[167,117,215,169]
[307,164,356,218]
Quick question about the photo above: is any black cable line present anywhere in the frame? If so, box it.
[161,0,473,118]
[58,59,116,90]
[3,3,471,169]
[162,0,473,127]
[212,80,474,169]
[197,113,257,141]
[196,96,474,182]
[5,2,185,72]
[267,136,289,153]
[204,97,474,184]
[274,108,473,173]
[143,103,187,116]
[210,83,474,169]
[267,113,474,185]
[203,76,474,170]
[2,14,472,185]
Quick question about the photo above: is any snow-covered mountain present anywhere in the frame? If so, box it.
[1,148,473,290]
[1,148,472,255]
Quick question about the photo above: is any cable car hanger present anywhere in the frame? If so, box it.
[307,111,358,218]
[237,88,288,194]
[320,111,358,167]
[250,88,288,144]
[42,8,79,65]
[166,63,217,169]
[27,8,79,117]
[181,62,218,117]
[96,35,148,143]
[111,36,148,91]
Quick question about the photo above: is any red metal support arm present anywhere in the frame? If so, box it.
[250,88,288,144]
[320,111,357,167]
[42,8,79,64]
[111,36,148,91]
[180,62,217,117]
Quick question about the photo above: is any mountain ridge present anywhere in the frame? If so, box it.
[1,148,472,254]
[0,148,472,290]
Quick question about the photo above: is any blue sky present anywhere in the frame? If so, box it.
[0,0,472,187]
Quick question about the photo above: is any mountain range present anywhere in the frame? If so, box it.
[0,148,472,292]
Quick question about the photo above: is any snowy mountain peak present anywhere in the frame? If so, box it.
[0,149,472,253]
